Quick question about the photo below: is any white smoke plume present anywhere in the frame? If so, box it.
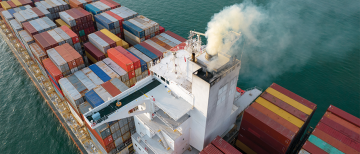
[205,0,359,86]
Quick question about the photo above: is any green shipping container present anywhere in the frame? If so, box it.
[308,135,344,154]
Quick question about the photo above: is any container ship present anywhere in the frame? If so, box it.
[0,1,358,154]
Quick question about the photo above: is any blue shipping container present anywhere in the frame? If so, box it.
[307,135,344,154]
[85,90,105,108]
[19,6,26,10]
[126,49,148,72]
[94,14,114,30]
[67,75,87,95]
[123,21,144,38]
[89,64,111,82]
[8,9,16,16]
[85,4,101,15]
[134,44,158,62]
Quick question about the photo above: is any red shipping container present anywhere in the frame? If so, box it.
[105,11,124,27]
[323,112,360,140]
[54,46,77,70]
[23,22,38,36]
[47,73,64,97]
[244,106,295,147]
[7,1,16,8]
[63,43,84,68]
[95,31,116,48]
[76,7,92,22]
[69,0,83,9]
[139,42,163,59]
[270,83,316,110]
[316,122,360,151]
[237,133,269,154]
[33,34,51,51]
[106,0,120,8]
[61,26,79,44]
[100,0,115,9]
[72,8,87,24]
[159,26,165,33]
[66,9,82,25]
[105,142,115,152]
[302,141,327,154]
[128,70,135,80]
[252,102,299,133]
[41,32,58,48]
[211,136,242,154]
[103,135,113,146]
[240,119,286,154]
[31,8,45,18]
[108,48,134,72]
[84,42,106,61]
[320,116,360,143]
[164,30,187,42]
[312,128,359,154]
[202,144,223,154]
[114,46,140,69]
[327,105,360,127]
[43,58,63,83]
[101,81,121,97]
[260,92,308,121]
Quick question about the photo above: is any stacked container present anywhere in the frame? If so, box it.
[107,48,134,87]
[34,0,70,20]
[236,83,317,154]
[127,47,151,78]
[84,41,106,64]
[102,58,129,86]
[22,17,57,37]
[114,46,141,85]
[144,30,186,57]
[122,15,159,45]
[59,7,95,43]
[29,42,47,65]
[200,136,242,154]
[299,105,360,154]
[60,25,81,53]
[84,1,114,15]
[100,29,129,49]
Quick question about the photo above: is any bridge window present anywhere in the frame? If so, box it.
[161,76,165,82]
[217,84,228,105]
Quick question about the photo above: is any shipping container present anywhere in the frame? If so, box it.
[237,134,268,154]
[307,135,344,154]
[159,26,165,33]
[48,30,65,45]
[96,61,119,79]
[109,78,128,92]
[211,136,242,154]
[202,144,223,154]
[101,81,121,97]
[127,47,151,72]
[85,89,104,108]
[84,42,106,63]
[29,42,47,63]
[59,77,84,107]
[301,141,327,154]
[107,48,134,72]
[144,39,168,54]
[74,70,96,91]
[327,105,360,127]
[42,17,57,29]
[89,64,111,82]
[88,33,110,54]
[160,33,182,45]
[62,43,84,69]
[93,85,112,102]
[47,48,70,75]
[139,42,163,59]
[102,58,129,82]
[164,30,186,42]
[9,19,23,32]
[123,29,141,45]
[33,33,51,51]
[42,58,63,85]
[1,2,12,10]
[54,45,77,71]
[13,12,26,23]
[55,18,70,28]
[81,67,104,86]
[134,44,158,64]
[41,32,58,48]
[60,25,79,44]
[320,115,360,143]
[95,31,116,48]
[54,28,72,45]
[100,29,126,47]
[156,35,176,47]
[19,30,34,45]
[323,112,360,138]
[150,37,172,50]
[67,74,88,97]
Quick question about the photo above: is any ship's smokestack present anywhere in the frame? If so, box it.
[205,52,218,60]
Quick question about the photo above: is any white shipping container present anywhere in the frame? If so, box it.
[74,71,97,91]
[128,19,149,36]
[35,18,51,32]
[24,5,32,9]
[18,10,31,21]
[144,39,167,53]
[96,61,120,79]
[160,33,182,45]
[97,1,111,11]
[133,16,154,35]
[93,85,112,102]
[48,30,65,45]
[13,8,21,13]
[53,28,72,45]
[37,5,52,20]
[29,43,46,62]
[81,67,104,86]
[124,29,141,45]
[101,12,119,28]
[19,30,34,45]
[88,33,109,54]
[59,78,84,107]
[1,11,14,21]
[40,1,54,13]
[13,13,26,24]
[59,11,76,26]
[47,48,69,73]
[25,9,39,20]
[9,20,23,32]
[102,58,129,82]
[42,17,57,29]
[128,47,152,69]
[157,35,176,47]
[29,20,43,33]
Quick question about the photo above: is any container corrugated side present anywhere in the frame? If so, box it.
[84,42,106,63]
[89,64,111,82]
[102,58,128,82]
[127,47,151,71]
[67,74,88,98]
[9,19,23,32]
[101,81,121,97]
[59,77,84,107]
[134,44,158,62]
[144,39,168,53]
[139,42,163,59]
[48,30,65,45]
[81,67,104,86]
[307,135,344,154]
[150,37,172,50]
[13,12,26,23]
[29,42,47,63]
[327,105,360,127]
[123,20,144,39]
[115,46,140,70]
[85,89,105,108]
[237,134,268,154]
[95,31,116,48]
[156,35,176,47]
[62,43,84,69]
[302,141,327,154]
[95,13,113,30]
[123,29,141,45]
[107,48,134,72]
[74,71,96,91]
[47,48,70,74]
[323,112,360,138]
[42,58,63,84]
[88,33,110,54]
[110,78,128,92]
[54,27,72,45]
[211,136,242,154]
[160,33,182,45]
[100,29,122,46]
[202,144,222,154]
[42,16,57,29]
[54,45,77,70]
[96,61,120,79]
[35,18,51,32]
[19,30,34,45]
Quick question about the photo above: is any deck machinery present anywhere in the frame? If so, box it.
[82,31,262,154]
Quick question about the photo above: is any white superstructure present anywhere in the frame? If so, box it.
[83,31,262,154]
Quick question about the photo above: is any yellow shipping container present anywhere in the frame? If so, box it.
[1,2,12,10]
[256,97,304,128]
[100,29,122,46]
[11,0,22,7]
[122,40,129,49]
[265,87,313,115]
[235,140,256,154]
[55,19,70,28]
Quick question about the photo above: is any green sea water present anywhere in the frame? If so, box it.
[0,0,359,153]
